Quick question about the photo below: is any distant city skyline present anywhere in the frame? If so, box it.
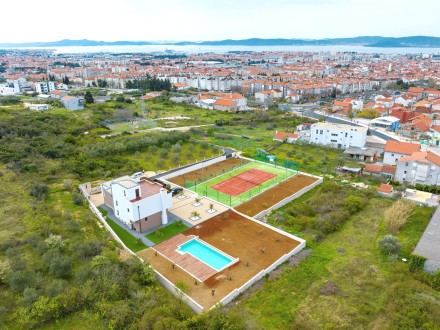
[2,0,440,43]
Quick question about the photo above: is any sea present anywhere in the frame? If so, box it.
[6,45,440,55]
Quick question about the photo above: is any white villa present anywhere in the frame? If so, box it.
[101,175,172,233]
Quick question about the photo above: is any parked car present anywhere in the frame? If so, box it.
[171,187,183,196]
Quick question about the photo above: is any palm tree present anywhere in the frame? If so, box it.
[190,211,200,219]
[194,197,201,205]
[209,203,214,211]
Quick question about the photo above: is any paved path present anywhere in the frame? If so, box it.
[413,206,440,273]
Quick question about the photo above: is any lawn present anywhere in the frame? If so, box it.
[239,186,440,329]
[145,221,190,245]
[105,217,147,252]
[186,160,296,207]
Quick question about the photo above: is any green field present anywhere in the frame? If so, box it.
[186,160,296,207]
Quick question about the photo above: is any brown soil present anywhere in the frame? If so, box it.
[235,174,318,216]
[167,158,250,187]
[138,210,301,310]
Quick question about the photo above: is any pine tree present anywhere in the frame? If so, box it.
[84,91,94,104]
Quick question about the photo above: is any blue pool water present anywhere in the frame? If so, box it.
[178,239,233,271]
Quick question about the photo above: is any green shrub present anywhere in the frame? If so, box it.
[409,254,427,272]
[378,235,402,255]
[71,193,83,206]
[29,183,49,200]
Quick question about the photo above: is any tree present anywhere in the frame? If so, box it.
[378,235,402,255]
[84,91,94,104]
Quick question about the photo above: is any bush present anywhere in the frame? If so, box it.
[409,254,427,272]
[20,287,40,307]
[384,199,415,233]
[48,255,72,279]
[29,183,49,200]
[0,259,11,283]
[45,234,65,249]
[71,193,83,206]
[378,235,402,255]
[8,270,35,293]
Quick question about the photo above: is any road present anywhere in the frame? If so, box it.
[302,110,398,141]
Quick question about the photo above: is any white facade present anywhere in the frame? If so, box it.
[101,176,172,229]
[24,103,49,111]
[0,83,19,95]
[310,122,367,149]
[35,81,56,94]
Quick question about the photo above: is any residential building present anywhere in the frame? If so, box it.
[61,96,84,111]
[310,122,367,149]
[273,131,300,143]
[395,150,440,185]
[24,103,49,111]
[0,82,20,95]
[377,183,394,197]
[213,98,237,111]
[50,90,67,99]
[383,140,421,165]
[363,163,396,179]
[370,116,401,131]
[101,175,172,233]
[35,81,56,94]
[343,146,377,162]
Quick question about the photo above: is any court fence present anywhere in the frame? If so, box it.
[184,158,251,189]
[191,172,293,207]
[253,154,299,173]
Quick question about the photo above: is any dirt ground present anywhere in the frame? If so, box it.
[167,158,250,187]
[138,210,301,310]
[234,174,318,216]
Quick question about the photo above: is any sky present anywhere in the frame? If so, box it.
[2,0,440,43]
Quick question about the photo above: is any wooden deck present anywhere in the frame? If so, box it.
[153,234,219,282]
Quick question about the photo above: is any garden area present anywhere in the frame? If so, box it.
[145,221,190,245]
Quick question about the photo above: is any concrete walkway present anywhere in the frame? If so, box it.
[413,206,440,273]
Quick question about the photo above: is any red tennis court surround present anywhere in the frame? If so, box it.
[210,169,277,196]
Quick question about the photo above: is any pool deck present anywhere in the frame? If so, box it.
[153,233,219,282]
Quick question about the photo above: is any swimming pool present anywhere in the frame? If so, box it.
[177,238,235,271]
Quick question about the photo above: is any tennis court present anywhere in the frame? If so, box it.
[187,160,297,207]
[211,169,277,196]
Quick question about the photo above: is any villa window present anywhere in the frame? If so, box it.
[115,200,118,206]
[127,208,130,212]
[123,190,126,197]
[117,210,119,216]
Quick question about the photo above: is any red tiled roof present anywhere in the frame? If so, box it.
[274,131,299,140]
[408,87,424,93]
[377,183,393,194]
[363,164,382,174]
[427,151,440,167]
[382,164,396,175]
[214,99,235,107]
[384,141,420,155]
